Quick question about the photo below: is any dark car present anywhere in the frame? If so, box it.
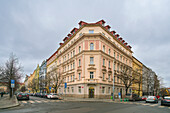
[125,93,142,101]
[161,96,170,106]
[42,93,48,98]
[17,93,29,100]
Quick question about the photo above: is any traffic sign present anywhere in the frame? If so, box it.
[11,80,15,84]
[49,87,51,90]
[11,84,15,88]
[64,83,67,88]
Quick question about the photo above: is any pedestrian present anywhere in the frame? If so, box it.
[1,92,3,98]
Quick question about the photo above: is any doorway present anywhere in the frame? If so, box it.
[89,87,94,98]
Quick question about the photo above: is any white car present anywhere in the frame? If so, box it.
[146,96,158,103]
[47,93,59,99]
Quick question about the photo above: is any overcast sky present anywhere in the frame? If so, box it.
[0,0,169,87]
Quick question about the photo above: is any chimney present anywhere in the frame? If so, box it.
[71,28,78,35]
[63,37,68,42]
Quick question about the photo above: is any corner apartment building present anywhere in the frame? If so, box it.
[47,20,133,99]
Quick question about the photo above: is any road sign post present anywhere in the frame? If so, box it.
[11,80,15,97]
[64,83,67,98]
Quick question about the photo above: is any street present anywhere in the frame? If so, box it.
[0,96,170,113]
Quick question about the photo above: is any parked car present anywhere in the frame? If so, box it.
[141,96,147,101]
[146,96,158,103]
[42,93,48,98]
[161,96,170,106]
[125,93,142,101]
[47,93,59,99]
[17,93,29,100]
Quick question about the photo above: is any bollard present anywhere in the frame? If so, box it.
[120,99,122,102]
[127,98,129,102]
[124,98,126,102]
[111,96,113,100]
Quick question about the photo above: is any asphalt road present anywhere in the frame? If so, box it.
[0,96,170,113]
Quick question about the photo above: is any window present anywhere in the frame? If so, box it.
[103,59,105,66]
[103,45,105,52]
[108,74,111,81]
[78,86,81,93]
[73,74,75,81]
[73,50,75,56]
[90,43,94,50]
[117,64,119,71]
[71,52,72,58]
[109,49,110,55]
[89,30,94,34]
[68,54,69,59]
[65,56,66,61]
[79,59,81,66]
[90,72,94,79]
[117,77,119,83]
[114,52,115,58]
[108,87,111,94]
[64,88,66,93]
[108,61,110,68]
[72,87,74,93]
[103,73,105,80]
[90,57,94,64]
[71,75,72,81]
[67,76,69,82]
[73,62,75,69]
[114,76,116,82]
[79,73,81,80]
[79,46,81,53]
[129,89,131,93]
[68,65,69,70]
[120,55,122,61]
[71,64,72,70]
[67,87,69,93]
[117,54,119,60]
[102,87,105,94]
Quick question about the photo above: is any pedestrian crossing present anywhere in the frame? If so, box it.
[19,99,63,105]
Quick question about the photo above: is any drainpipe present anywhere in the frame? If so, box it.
[112,60,115,101]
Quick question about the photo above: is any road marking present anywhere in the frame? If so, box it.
[142,104,150,106]
[35,100,41,103]
[158,106,165,108]
[21,101,27,104]
[42,100,48,103]
[29,100,35,103]
[149,104,158,107]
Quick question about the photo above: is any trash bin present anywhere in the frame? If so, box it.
[111,96,113,99]
[120,99,122,102]
[127,98,129,102]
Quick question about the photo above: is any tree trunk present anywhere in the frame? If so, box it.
[125,88,128,95]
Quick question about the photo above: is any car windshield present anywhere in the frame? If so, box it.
[53,94,57,95]
[164,97,170,100]
[148,96,155,99]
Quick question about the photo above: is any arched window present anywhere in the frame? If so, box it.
[90,43,94,50]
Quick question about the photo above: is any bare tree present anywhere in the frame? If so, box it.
[118,67,137,95]
[0,53,23,97]
[52,70,63,94]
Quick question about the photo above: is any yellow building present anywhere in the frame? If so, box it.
[132,56,143,96]
[46,51,58,93]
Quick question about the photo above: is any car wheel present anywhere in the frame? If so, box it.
[146,101,147,103]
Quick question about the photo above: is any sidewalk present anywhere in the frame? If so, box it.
[62,97,121,103]
[0,94,19,109]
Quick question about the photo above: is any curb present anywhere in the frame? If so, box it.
[0,95,20,109]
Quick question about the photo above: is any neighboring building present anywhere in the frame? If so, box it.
[0,82,8,93]
[46,51,58,93]
[54,20,133,99]
[24,75,29,92]
[142,65,155,96]
[39,60,47,93]
[34,65,40,92]
[132,56,143,96]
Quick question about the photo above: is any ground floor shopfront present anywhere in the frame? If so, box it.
[58,83,132,99]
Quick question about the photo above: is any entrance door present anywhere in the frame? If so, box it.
[120,88,122,98]
[89,87,94,98]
